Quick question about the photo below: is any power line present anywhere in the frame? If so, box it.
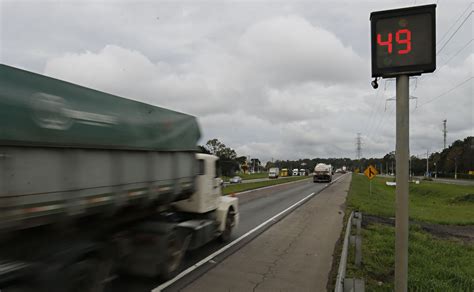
[439,38,473,68]
[437,2,472,46]
[437,10,473,56]
[418,76,473,107]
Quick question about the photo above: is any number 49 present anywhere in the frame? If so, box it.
[377,29,411,55]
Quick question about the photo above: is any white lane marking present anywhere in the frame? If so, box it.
[152,173,348,292]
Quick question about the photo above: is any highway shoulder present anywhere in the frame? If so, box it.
[179,174,351,292]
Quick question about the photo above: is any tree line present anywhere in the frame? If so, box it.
[199,136,473,179]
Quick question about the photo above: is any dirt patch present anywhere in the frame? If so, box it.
[362,214,474,242]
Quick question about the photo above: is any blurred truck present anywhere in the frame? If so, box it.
[0,65,239,292]
[313,163,333,182]
[268,167,279,179]
[292,168,299,176]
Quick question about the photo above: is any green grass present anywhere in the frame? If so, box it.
[239,172,269,180]
[341,173,474,291]
[222,176,309,195]
[347,174,474,225]
[347,224,474,291]
[221,172,269,182]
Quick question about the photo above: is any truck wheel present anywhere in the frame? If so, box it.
[161,231,184,280]
[220,209,235,243]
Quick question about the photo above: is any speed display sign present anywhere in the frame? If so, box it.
[370,4,436,78]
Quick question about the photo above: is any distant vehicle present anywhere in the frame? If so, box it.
[229,176,242,183]
[329,164,335,175]
[342,166,347,173]
[313,163,333,182]
[280,168,289,177]
[292,168,299,176]
[299,169,306,176]
[269,167,279,179]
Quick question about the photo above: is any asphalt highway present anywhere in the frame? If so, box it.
[107,175,340,292]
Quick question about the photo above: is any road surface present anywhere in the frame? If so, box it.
[106,175,342,292]
[180,173,350,292]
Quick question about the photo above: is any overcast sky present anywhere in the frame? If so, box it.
[1,0,472,162]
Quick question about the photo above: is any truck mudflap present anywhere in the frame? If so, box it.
[121,221,190,279]
[177,220,218,250]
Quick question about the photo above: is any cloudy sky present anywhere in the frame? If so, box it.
[1,0,472,162]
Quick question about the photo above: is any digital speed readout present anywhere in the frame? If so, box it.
[371,5,436,77]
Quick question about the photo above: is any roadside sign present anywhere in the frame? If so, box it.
[370,4,436,78]
[364,165,378,180]
[370,5,436,291]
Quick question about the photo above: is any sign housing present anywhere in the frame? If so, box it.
[370,4,436,78]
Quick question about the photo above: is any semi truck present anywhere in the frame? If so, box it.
[0,64,239,292]
[313,163,333,182]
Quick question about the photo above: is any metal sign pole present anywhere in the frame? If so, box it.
[395,74,409,291]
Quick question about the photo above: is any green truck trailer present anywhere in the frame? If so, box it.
[0,64,239,292]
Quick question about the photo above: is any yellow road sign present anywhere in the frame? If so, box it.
[364,165,378,180]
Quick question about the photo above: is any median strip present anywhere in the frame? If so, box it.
[223,176,310,195]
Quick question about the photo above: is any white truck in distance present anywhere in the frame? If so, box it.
[292,168,299,176]
[313,163,333,182]
[268,167,279,179]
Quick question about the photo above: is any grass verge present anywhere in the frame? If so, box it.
[339,173,474,291]
[222,176,309,195]
[347,174,474,225]
[347,224,474,291]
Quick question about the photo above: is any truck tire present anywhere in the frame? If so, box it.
[160,231,184,280]
[219,208,235,243]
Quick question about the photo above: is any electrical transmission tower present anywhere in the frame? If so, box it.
[442,119,447,149]
[356,133,362,160]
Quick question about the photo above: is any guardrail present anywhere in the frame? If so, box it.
[335,211,365,292]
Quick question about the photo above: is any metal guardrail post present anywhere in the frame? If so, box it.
[335,211,354,292]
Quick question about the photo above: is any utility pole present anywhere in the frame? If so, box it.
[426,150,429,177]
[454,157,457,180]
[443,119,447,149]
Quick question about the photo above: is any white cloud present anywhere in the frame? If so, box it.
[3,0,472,162]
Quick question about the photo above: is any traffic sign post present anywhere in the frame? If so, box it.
[364,165,378,195]
[370,5,436,291]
